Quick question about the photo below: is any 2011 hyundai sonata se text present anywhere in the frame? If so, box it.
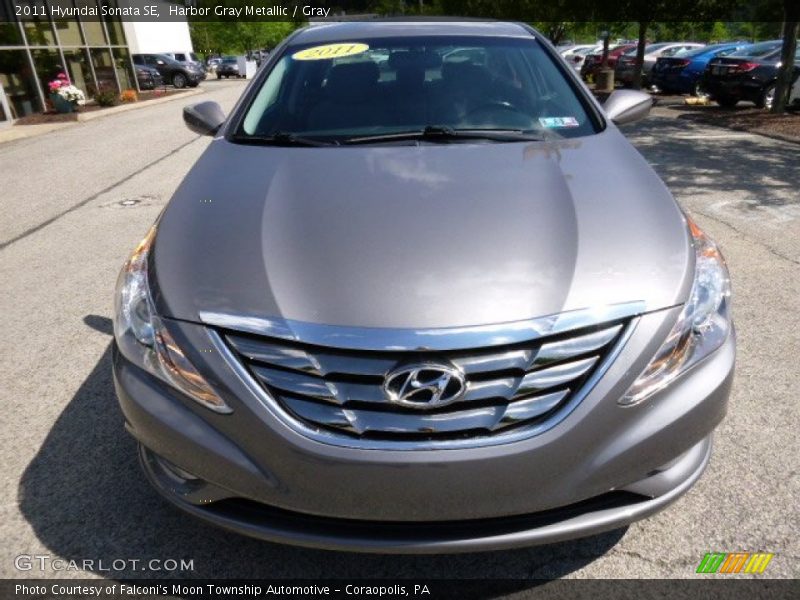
[112,21,735,553]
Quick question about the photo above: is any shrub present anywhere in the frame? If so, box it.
[94,88,118,107]
[120,89,138,103]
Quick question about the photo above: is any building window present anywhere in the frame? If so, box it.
[104,15,126,46]
[90,47,116,93]
[54,18,83,47]
[30,48,62,99]
[0,1,23,46]
[19,1,56,46]
[63,48,91,95]
[0,49,41,116]
[112,47,135,91]
[76,0,106,46]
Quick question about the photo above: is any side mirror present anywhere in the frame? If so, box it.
[604,90,653,125]
[183,101,226,136]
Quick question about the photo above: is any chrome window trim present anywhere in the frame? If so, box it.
[199,301,646,352]
[207,314,641,451]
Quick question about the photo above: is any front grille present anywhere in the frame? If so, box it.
[220,317,629,446]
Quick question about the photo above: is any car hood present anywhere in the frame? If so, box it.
[153,128,691,332]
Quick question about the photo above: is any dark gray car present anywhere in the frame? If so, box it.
[113,22,734,553]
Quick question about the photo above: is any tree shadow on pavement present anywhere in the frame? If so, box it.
[17,315,626,582]
[620,116,800,211]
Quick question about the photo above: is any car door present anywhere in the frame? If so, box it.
[145,55,169,78]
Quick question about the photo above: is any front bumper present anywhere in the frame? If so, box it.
[113,307,734,552]
[138,435,712,553]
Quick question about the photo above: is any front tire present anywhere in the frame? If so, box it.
[172,73,187,89]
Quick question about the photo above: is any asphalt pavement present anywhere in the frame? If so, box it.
[0,80,797,581]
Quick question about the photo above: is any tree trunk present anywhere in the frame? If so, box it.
[771,11,799,114]
[601,34,610,68]
[632,21,649,90]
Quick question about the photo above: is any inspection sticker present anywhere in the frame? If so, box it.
[539,117,580,128]
[292,43,370,61]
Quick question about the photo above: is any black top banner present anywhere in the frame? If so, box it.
[1,0,789,23]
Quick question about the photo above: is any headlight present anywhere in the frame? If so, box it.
[114,226,231,413]
[620,217,732,406]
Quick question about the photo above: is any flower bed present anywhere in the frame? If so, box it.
[13,88,193,125]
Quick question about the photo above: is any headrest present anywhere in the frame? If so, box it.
[324,61,379,100]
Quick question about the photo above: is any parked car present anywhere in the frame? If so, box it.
[163,51,204,71]
[702,40,794,108]
[615,42,705,87]
[115,21,734,553]
[651,42,751,95]
[563,45,602,72]
[216,56,242,79]
[581,44,636,80]
[134,64,164,90]
[207,57,221,73]
[132,53,205,89]
[559,44,599,58]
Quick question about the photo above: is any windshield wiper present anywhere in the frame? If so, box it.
[231,132,337,147]
[343,126,546,145]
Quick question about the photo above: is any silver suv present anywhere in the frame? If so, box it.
[113,22,734,553]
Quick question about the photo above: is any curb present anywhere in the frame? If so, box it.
[0,87,204,145]
[76,87,203,122]
[651,104,800,146]
[741,128,800,146]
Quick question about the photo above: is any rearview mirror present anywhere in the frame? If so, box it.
[604,90,653,125]
[183,101,226,136]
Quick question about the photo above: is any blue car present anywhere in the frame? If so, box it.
[652,42,751,95]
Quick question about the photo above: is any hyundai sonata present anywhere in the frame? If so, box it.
[113,21,734,553]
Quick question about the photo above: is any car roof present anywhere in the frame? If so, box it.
[292,20,533,44]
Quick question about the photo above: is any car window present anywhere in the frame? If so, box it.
[644,43,670,54]
[729,41,781,58]
[237,36,598,141]
[175,53,186,61]
[715,48,736,57]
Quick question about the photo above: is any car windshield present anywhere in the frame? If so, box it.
[236,35,598,143]
[729,41,781,58]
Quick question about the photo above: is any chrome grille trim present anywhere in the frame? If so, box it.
[201,301,644,351]
[209,313,641,450]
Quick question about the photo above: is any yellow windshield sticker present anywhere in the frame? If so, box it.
[292,43,370,61]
